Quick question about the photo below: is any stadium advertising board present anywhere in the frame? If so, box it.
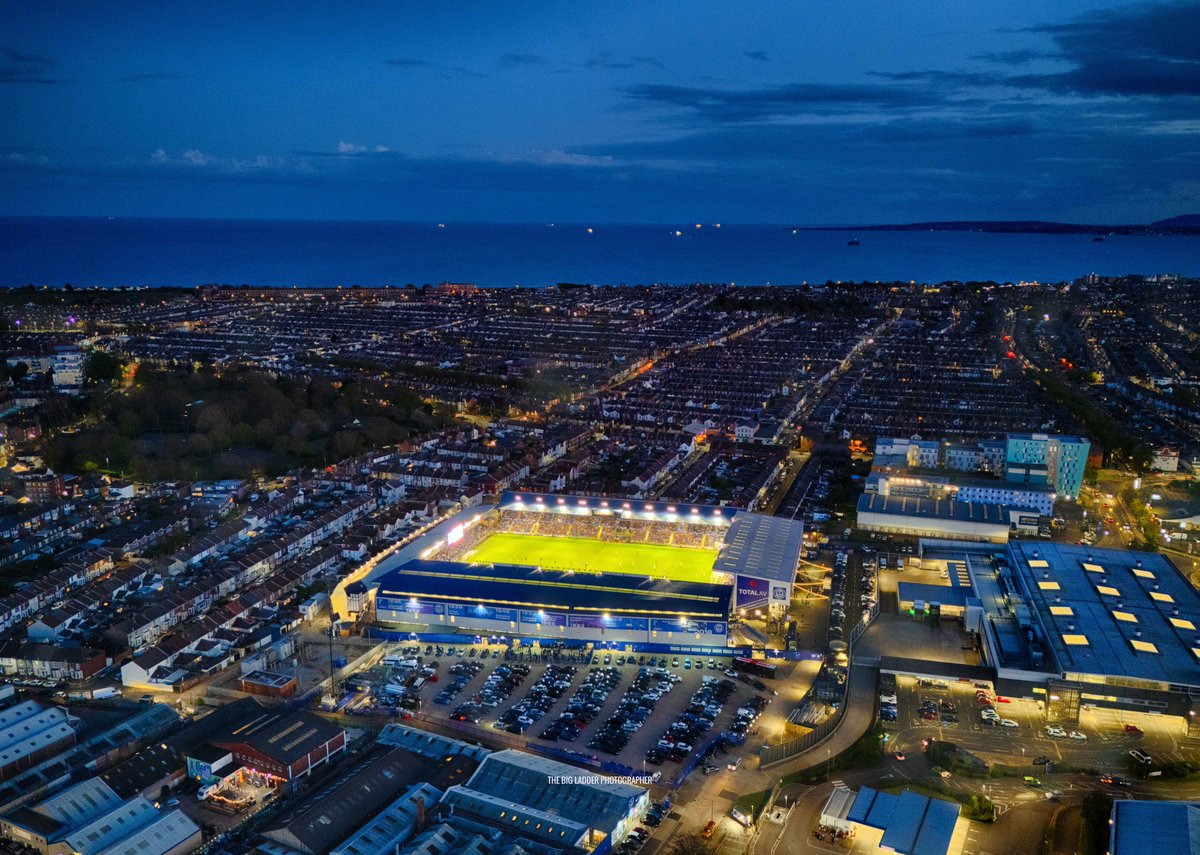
[446,603,518,623]
[735,575,770,610]
[650,618,728,636]
[378,597,444,617]
[519,609,567,628]
[568,614,649,632]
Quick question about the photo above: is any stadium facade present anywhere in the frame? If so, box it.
[361,492,803,651]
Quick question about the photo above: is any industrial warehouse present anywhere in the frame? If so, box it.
[895,541,1200,724]
[359,492,804,650]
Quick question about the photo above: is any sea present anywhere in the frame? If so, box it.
[1,216,1198,288]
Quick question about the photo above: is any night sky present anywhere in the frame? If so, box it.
[2,1,1198,224]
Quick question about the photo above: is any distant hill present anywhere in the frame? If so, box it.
[1151,214,1200,228]
[797,216,1200,236]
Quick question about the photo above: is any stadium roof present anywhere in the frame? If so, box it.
[499,491,737,522]
[1008,542,1200,688]
[380,559,731,619]
[1110,799,1200,855]
[712,513,803,583]
[847,787,959,855]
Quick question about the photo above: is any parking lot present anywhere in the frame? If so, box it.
[879,674,1200,780]
[345,642,785,775]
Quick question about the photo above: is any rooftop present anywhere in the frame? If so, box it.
[1009,542,1200,687]
[378,558,732,619]
[1110,799,1200,855]
[847,786,959,855]
[858,493,1012,524]
[712,513,804,583]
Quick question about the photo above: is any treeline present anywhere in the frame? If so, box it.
[44,365,447,480]
[1033,370,1151,469]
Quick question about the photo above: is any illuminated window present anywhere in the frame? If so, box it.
[1049,606,1074,616]
[1039,581,1061,591]
[1150,592,1174,603]
[1082,563,1105,574]
[1029,559,1049,568]
[1062,633,1089,646]
[1192,648,1200,660]
[1130,639,1158,654]
[1096,585,1121,597]
[1132,569,1155,579]
[1170,617,1196,631]
[1112,611,1137,623]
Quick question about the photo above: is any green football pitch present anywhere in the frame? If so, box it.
[462,532,718,583]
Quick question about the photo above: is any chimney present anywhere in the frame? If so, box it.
[415,796,426,831]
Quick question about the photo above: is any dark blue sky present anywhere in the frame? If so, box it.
[2,1,1198,223]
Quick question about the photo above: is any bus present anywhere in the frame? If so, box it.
[732,657,777,679]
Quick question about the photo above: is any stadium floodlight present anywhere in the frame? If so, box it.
[691,508,699,514]
[535,497,543,504]
[557,497,565,504]
[667,506,676,513]
[601,500,609,508]
[623,502,631,509]
[645,503,654,511]
[514,495,523,502]
[603,612,611,622]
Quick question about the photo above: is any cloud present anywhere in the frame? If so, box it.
[0,46,66,84]
[120,72,185,83]
[499,52,548,68]
[514,149,616,167]
[335,142,390,154]
[970,49,1045,66]
[888,3,1200,99]
[1018,1,1200,96]
[744,50,769,62]
[585,53,665,71]
[385,57,486,78]
[622,81,937,123]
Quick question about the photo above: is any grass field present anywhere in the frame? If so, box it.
[462,532,718,583]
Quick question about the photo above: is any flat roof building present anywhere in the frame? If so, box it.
[0,701,76,781]
[0,777,200,855]
[1110,799,1200,855]
[857,493,1013,543]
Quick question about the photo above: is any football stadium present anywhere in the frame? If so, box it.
[359,492,804,650]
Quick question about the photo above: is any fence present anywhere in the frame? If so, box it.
[757,699,847,766]
[756,595,881,767]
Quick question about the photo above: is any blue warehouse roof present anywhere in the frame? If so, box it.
[377,559,732,618]
[848,787,959,855]
[1110,799,1200,855]
[1008,542,1200,688]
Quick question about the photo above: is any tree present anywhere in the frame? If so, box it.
[85,349,125,385]
[665,833,718,855]
[9,361,28,384]
[963,794,994,822]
